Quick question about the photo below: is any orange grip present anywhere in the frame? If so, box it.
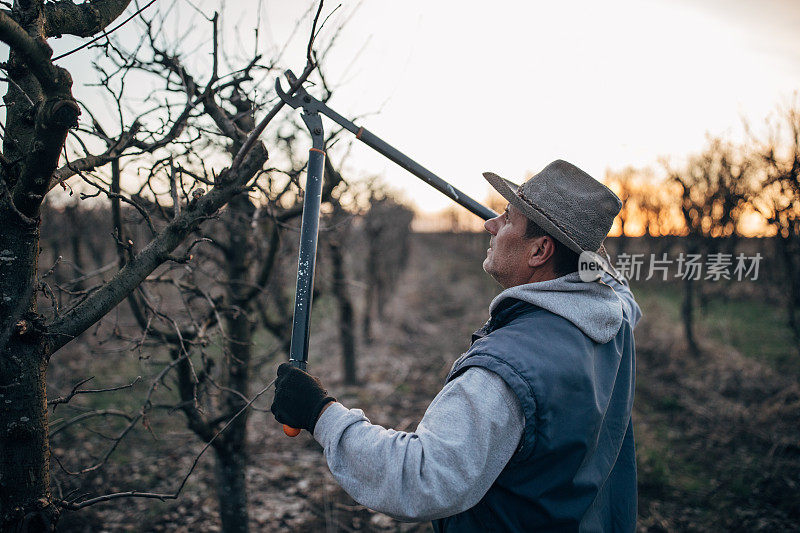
[283,424,301,437]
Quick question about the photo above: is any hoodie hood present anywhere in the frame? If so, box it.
[489,272,623,344]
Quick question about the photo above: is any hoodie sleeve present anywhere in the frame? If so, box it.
[312,366,525,522]
[602,272,642,329]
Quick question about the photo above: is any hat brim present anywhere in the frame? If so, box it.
[483,171,623,283]
[483,171,584,255]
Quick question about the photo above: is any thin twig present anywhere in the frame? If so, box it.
[229,0,325,171]
[49,376,142,409]
[306,1,326,61]
[58,377,277,510]
[62,261,118,286]
[49,410,134,438]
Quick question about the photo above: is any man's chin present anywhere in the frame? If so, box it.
[482,259,497,279]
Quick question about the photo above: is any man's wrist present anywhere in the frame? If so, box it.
[317,400,335,423]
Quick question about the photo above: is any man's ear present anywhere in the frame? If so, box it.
[527,236,556,268]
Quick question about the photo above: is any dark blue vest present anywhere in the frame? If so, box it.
[433,298,637,532]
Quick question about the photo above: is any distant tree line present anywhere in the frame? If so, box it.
[604,99,800,353]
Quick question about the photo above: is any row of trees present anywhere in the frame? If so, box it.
[37,175,413,532]
[605,101,800,352]
[0,1,416,531]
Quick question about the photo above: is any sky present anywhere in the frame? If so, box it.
[43,0,800,215]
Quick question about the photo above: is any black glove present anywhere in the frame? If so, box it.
[270,362,336,433]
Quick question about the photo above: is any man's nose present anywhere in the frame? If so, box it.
[484,216,499,235]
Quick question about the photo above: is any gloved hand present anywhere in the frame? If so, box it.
[270,362,336,433]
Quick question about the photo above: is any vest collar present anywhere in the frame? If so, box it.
[472,298,535,343]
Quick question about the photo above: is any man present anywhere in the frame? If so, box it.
[271,160,642,531]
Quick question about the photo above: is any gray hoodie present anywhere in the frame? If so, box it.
[490,271,640,344]
[313,273,640,522]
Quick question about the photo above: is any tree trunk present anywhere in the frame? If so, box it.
[0,208,58,531]
[362,282,376,345]
[617,233,628,256]
[0,1,78,525]
[777,234,800,349]
[215,194,255,533]
[66,204,85,290]
[213,443,249,533]
[329,239,357,384]
[682,276,700,356]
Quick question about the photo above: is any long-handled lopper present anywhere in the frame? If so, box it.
[275,70,497,436]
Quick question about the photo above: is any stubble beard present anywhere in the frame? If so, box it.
[483,251,502,284]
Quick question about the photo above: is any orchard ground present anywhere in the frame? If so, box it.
[53,233,799,532]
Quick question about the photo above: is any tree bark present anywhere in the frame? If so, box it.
[0,4,78,525]
[0,204,58,530]
[329,239,357,384]
[682,276,700,357]
[777,234,800,349]
[44,0,133,38]
[214,194,255,533]
[213,442,249,533]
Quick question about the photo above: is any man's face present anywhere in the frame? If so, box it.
[483,203,536,288]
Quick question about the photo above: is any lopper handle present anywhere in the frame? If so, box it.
[283,425,301,437]
[281,146,325,438]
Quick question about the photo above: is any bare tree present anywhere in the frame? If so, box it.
[605,166,685,240]
[323,191,359,384]
[66,13,352,530]
[605,167,642,253]
[0,0,332,529]
[360,192,413,344]
[751,98,800,347]
[664,137,753,354]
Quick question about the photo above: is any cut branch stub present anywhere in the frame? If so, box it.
[12,93,81,217]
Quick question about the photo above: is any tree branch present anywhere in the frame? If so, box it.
[273,154,343,223]
[46,141,268,353]
[48,375,141,409]
[49,121,140,189]
[229,61,316,172]
[44,0,133,38]
[0,10,62,93]
[0,10,81,217]
[49,409,134,438]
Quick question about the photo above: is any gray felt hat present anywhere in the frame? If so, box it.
[483,160,622,256]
